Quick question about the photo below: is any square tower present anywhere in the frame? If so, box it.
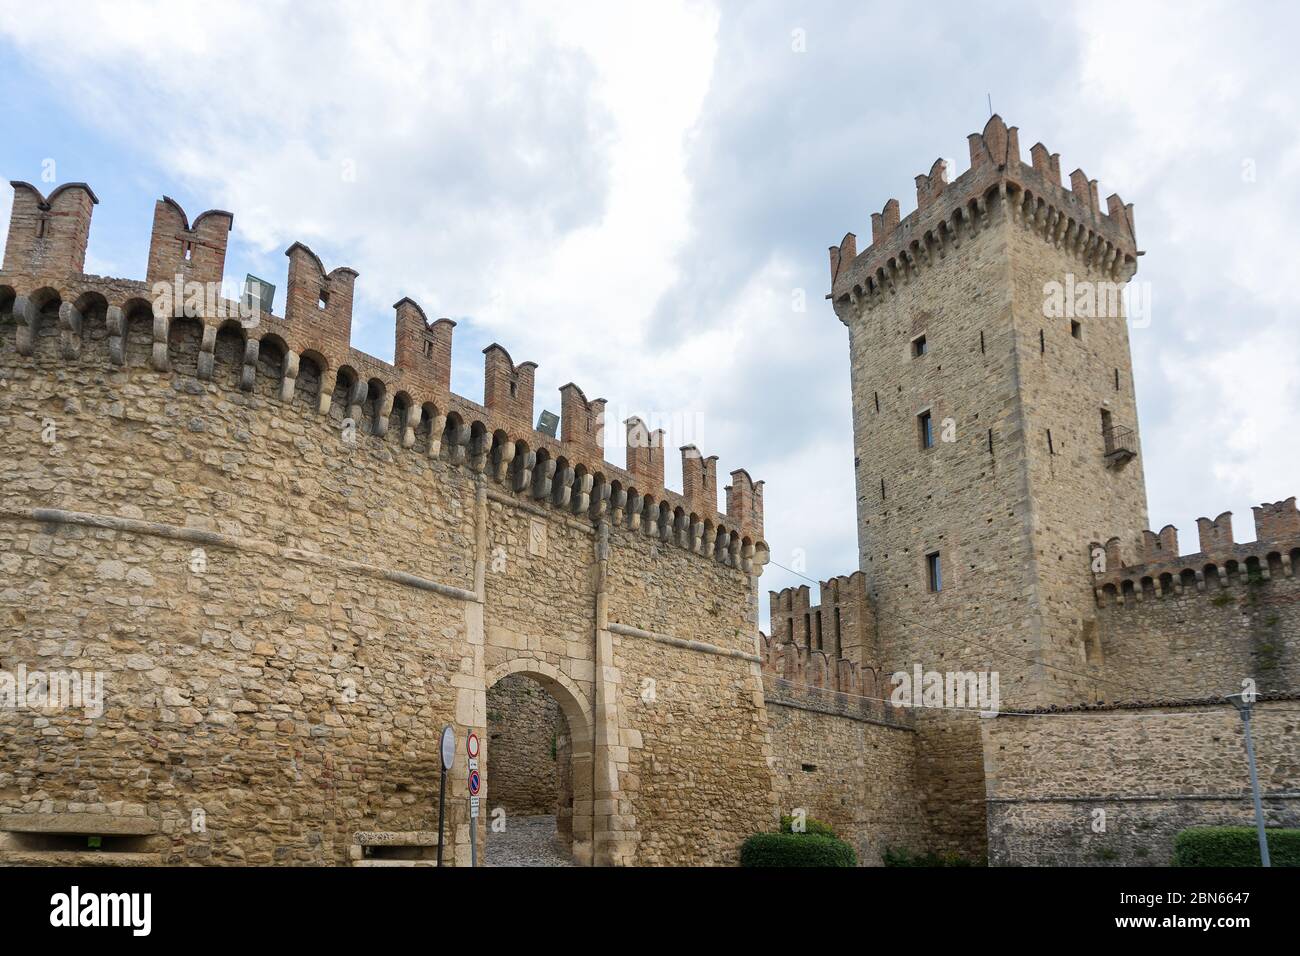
[830,116,1148,710]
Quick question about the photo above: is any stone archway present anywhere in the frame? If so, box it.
[483,659,594,866]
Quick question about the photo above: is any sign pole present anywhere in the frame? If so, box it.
[437,725,456,867]
[436,763,447,867]
[467,731,481,868]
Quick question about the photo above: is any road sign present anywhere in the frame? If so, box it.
[468,770,481,796]
[467,731,479,758]
[440,726,456,771]
[470,796,480,818]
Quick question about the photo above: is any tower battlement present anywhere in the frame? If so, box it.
[0,184,767,563]
[828,116,1139,317]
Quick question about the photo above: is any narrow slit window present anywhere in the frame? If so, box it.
[1039,329,1045,354]
[912,335,928,357]
[873,390,880,412]
[1114,368,1120,391]
[1047,428,1055,455]
[880,477,886,500]
[918,410,934,449]
[979,330,985,354]
[987,427,994,455]
[926,551,942,592]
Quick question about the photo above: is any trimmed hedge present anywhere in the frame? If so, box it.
[779,814,836,838]
[1172,827,1300,867]
[740,833,858,867]
[882,847,980,867]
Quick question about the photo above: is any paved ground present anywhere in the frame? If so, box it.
[485,814,575,867]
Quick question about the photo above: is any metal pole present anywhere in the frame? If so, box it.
[470,801,477,867]
[1239,708,1271,867]
[436,765,447,868]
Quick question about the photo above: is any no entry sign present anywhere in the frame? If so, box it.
[467,731,479,759]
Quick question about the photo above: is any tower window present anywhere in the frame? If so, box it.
[1114,368,1120,391]
[880,477,886,500]
[424,339,434,357]
[1039,329,1045,354]
[1047,428,1055,455]
[926,551,943,592]
[918,410,934,449]
[873,390,880,412]
[318,290,329,310]
[912,335,928,357]
[1070,320,1082,339]
[979,330,985,354]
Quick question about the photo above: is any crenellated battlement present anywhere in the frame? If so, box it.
[768,570,874,665]
[828,115,1140,319]
[1091,497,1300,606]
[757,630,909,727]
[0,185,767,568]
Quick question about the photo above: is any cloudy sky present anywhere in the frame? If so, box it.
[2,1,1296,621]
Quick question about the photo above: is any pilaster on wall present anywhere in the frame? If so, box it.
[592,520,638,865]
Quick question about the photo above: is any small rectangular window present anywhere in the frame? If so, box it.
[918,410,934,449]
[1071,320,1082,339]
[912,335,928,357]
[926,552,942,592]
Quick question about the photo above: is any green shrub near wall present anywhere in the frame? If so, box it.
[779,814,836,838]
[740,833,858,867]
[881,847,980,867]
[1172,827,1300,867]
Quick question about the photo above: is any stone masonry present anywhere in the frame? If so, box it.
[0,183,778,866]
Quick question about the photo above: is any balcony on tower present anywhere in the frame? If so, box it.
[1102,414,1137,468]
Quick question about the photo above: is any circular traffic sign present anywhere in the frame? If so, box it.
[467,731,480,759]
[440,725,456,771]
[468,770,481,796]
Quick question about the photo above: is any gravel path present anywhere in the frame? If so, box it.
[485,814,575,867]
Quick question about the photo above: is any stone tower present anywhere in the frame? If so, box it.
[828,117,1148,854]
[830,115,1147,707]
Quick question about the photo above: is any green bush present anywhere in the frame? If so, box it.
[779,814,837,838]
[882,847,980,867]
[740,833,857,867]
[1172,827,1300,867]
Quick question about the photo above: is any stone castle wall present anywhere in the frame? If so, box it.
[762,676,925,865]
[982,699,1300,865]
[0,186,778,866]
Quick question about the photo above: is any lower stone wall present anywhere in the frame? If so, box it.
[763,677,926,865]
[914,713,990,861]
[612,635,776,866]
[486,674,564,816]
[981,698,1300,865]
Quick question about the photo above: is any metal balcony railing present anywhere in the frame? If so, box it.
[1103,423,1136,466]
